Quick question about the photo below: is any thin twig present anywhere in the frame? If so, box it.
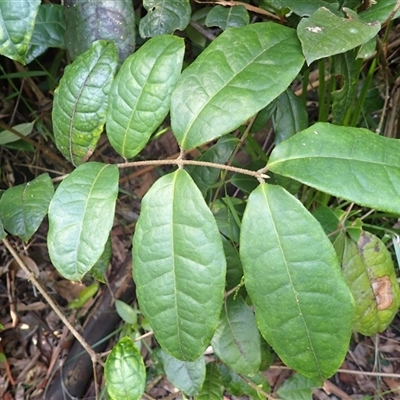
[2,238,100,391]
[53,158,269,183]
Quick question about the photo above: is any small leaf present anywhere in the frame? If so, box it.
[89,236,112,283]
[211,296,261,376]
[132,169,226,360]
[222,237,243,290]
[64,0,135,61]
[267,0,340,17]
[277,373,322,400]
[106,35,184,159]
[0,220,7,240]
[273,89,308,144]
[171,22,304,150]
[195,362,224,400]
[25,4,66,64]
[160,350,206,396]
[0,0,41,64]
[240,184,354,379]
[0,121,35,145]
[52,40,118,166]
[268,122,400,214]
[139,0,191,38]
[360,0,400,24]
[115,300,139,325]
[68,282,99,309]
[48,162,119,281]
[297,7,381,65]
[105,337,146,400]
[0,173,54,242]
[186,134,238,196]
[342,231,400,336]
[205,5,249,30]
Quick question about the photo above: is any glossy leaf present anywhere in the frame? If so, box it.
[64,0,135,61]
[268,122,400,214]
[360,0,400,23]
[171,22,304,150]
[25,4,66,64]
[139,0,191,38]
[205,5,249,30]
[277,373,322,400]
[0,121,35,145]
[105,337,146,400]
[273,89,308,144]
[342,231,400,336]
[211,296,261,376]
[297,7,381,65]
[52,40,118,166]
[0,0,41,64]
[0,173,54,242]
[195,362,224,400]
[331,51,358,124]
[160,350,206,396]
[240,184,354,379]
[107,35,184,159]
[186,135,238,196]
[48,162,119,281]
[132,169,226,360]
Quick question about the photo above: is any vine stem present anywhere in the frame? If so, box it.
[53,158,269,183]
[2,237,100,397]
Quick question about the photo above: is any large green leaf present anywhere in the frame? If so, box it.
[297,7,381,65]
[64,0,135,61]
[171,22,304,150]
[160,350,206,396]
[105,337,146,400]
[139,0,191,38]
[52,40,118,166]
[211,296,261,376]
[195,362,224,400]
[48,162,119,281]
[106,35,184,159]
[205,5,249,30]
[25,4,66,64]
[277,373,322,400]
[0,0,41,64]
[0,173,54,242]
[268,122,400,214]
[265,0,340,16]
[342,231,400,336]
[132,169,226,360]
[360,0,400,23]
[240,184,354,379]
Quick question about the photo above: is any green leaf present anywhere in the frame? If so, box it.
[277,373,322,400]
[273,89,308,144]
[139,0,191,38]
[0,121,35,145]
[211,296,261,376]
[115,300,139,325]
[331,51,358,124]
[160,350,206,396]
[360,0,400,23]
[171,22,304,150]
[105,337,146,400]
[186,135,238,196]
[297,7,381,65]
[205,5,249,30]
[132,169,226,360]
[0,0,41,64]
[64,0,135,62]
[48,162,119,281]
[240,184,354,379]
[0,221,6,240]
[68,282,99,309]
[89,235,112,283]
[342,231,400,336]
[195,362,224,400]
[52,40,118,166]
[222,237,243,290]
[265,0,340,16]
[0,173,54,242]
[268,122,400,214]
[25,4,66,64]
[106,35,184,159]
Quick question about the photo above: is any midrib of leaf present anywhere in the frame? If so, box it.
[171,171,185,358]
[74,164,110,279]
[262,186,321,376]
[180,35,290,148]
